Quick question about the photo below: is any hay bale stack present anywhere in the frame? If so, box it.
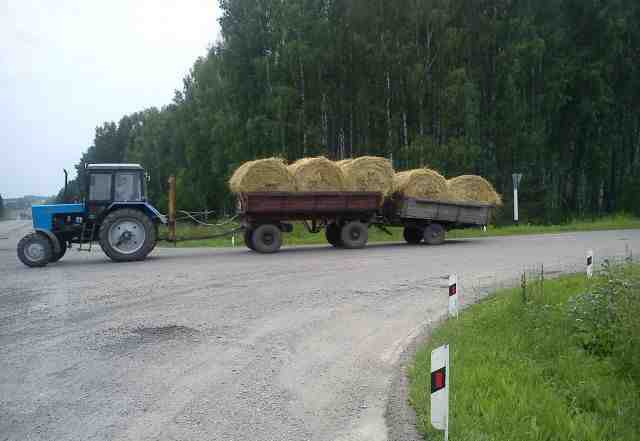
[447,175,502,206]
[229,158,295,194]
[338,156,395,195]
[288,157,349,192]
[392,169,448,200]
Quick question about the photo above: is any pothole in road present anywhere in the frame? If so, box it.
[96,325,201,354]
[131,325,197,340]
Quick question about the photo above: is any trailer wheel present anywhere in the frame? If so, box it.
[244,229,256,251]
[17,232,53,267]
[252,224,282,254]
[325,223,342,247]
[49,236,67,262]
[340,221,368,249]
[423,223,445,245]
[403,227,423,244]
[99,209,156,262]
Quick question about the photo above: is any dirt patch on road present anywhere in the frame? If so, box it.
[96,325,200,355]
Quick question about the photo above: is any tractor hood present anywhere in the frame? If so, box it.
[32,204,85,231]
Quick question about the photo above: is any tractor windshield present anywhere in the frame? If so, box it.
[89,173,112,201]
[114,172,143,202]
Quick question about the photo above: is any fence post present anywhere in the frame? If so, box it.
[540,264,544,298]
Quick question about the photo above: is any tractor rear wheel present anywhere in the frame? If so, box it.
[17,232,53,267]
[99,209,157,262]
[49,237,67,263]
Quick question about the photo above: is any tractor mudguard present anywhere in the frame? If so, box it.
[35,228,61,255]
[107,202,167,224]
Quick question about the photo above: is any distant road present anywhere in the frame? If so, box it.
[0,220,31,246]
[1,225,639,441]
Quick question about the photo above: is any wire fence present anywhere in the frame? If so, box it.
[452,245,637,311]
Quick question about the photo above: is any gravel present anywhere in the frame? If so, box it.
[1,220,638,441]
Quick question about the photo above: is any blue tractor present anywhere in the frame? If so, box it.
[17,163,166,267]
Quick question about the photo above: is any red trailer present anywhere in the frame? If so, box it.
[238,192,494,253]
[239,192,382,253]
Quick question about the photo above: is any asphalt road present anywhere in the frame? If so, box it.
[1,220,638,441]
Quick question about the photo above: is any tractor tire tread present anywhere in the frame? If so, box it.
[17,232,53,267]
[99,209,157,262]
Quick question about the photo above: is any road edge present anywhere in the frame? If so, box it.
[382,263,593,441]
[384,318,438,441]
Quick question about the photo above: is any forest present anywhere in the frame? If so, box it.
[62,0,640,224]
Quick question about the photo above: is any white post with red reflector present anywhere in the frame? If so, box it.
[448,274,459,318]
[586,250,594,278]
[431,344,450,440]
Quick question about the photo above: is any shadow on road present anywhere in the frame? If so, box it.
[4,238,483,270]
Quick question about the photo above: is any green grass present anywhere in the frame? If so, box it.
[158,214,640,248]
[409,266,640,441]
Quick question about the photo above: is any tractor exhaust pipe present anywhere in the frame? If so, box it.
[63,169,69,202]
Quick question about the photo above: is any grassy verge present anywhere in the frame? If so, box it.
[158,214,640,248]
[409,263,640,441]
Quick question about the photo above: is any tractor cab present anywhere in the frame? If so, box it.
[86,163,146,218]
[17,163,166,268]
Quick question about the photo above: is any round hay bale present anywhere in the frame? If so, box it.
[338,156,395,195]
[447,175,502,206]
[229,158,295,194]
[392,169,448,200]
[288,157,348,192]
[336,159,354,167]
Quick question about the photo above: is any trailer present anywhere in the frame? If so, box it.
[382,197,494,246]
[238,192,494,253]
[239,192,382,253]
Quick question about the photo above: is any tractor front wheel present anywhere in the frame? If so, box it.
[17,232,53,267]
[99,209,157,262]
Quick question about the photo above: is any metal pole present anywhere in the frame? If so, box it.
[168,176,176,245]
[513,187,519,223]
[512,173,522,224]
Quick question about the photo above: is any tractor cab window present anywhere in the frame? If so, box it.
[89,173,112,201]
[114,172,142,202]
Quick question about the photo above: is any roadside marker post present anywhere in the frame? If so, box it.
[448,274,459,318]
[431,344,450,441]
[512,173,523,223]
[587,250,594,278]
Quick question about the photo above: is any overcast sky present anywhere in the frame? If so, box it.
[0,0,221,198]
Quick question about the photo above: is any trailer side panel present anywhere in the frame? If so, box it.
[397,198,492,226]
[239,192,382,220]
